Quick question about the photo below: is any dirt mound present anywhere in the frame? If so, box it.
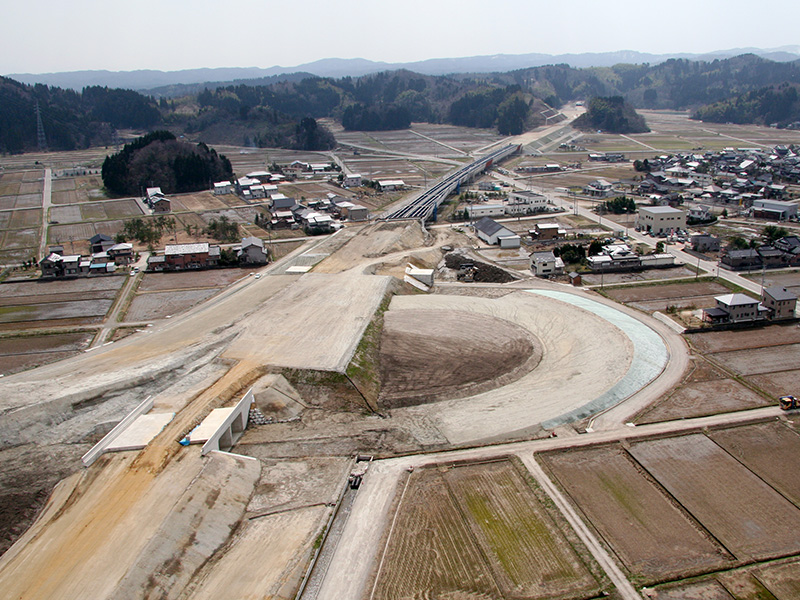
[379,309,541,409]
[444,252,516,284]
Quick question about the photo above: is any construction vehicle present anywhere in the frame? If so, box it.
[779,395,799,410]
[457,262,477,283]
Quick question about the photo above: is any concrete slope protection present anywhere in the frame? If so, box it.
[388,287,669,445]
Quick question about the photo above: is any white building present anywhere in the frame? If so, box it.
[508,190,548,213]
[474,217,520,248]
[213,181,231,195]
[467,204,506,219]
[751,199,798,220]
[378,179,405,191]
[343,173,362,187]
[636,205,686,234]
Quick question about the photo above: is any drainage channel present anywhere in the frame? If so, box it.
[297,484,358,600]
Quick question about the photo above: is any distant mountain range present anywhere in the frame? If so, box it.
[8,46,800,93]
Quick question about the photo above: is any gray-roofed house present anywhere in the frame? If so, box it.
[473,217,520,248]
[761,286,797,320]
[703,293,767,324]
[237,237,268,265]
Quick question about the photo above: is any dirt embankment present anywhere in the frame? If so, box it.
[444,252,517,283]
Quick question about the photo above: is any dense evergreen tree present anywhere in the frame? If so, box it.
[101,131,232,196]
[573,96,649,133]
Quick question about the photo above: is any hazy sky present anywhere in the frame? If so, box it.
[3,0,800,74]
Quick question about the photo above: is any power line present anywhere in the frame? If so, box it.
[35,100,47,151]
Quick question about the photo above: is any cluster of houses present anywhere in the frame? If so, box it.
[146,237,269,272]
[586,242,675,273]
[635,146,799,220]
[467,190,553,219]
[703,287,797,324]
[269,194,368,232]
[719,235,800,270]
[40,234,133,278]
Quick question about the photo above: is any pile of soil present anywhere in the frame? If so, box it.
[444,253,516,284]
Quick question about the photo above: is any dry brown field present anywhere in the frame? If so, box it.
[708,343,800,377]
[13,194,42,208]
[603,281,729,303]
[0,332,94,376]
[18,181,42,195]
[0,277,123,297]
[636,377,769,423]
[540,445,732,582]
[651,579,736,599]
[49,205,82,223]
[687,323,800,354]
[742,269,800,295]
[124,289,219,321]
[746,369,800,399]
[581,266,696,286]
[0,298,114,324]
[629,434,800,562]
[2,229,39,249]
[371,459,601,600]
[0,212,11,228]
[8,209,41,229]
[174,192,229,212]
[0,181,21,196]
[753,559,800,599]
[138,270,245,292]
[709,422,800,506]
[49,222,96,243]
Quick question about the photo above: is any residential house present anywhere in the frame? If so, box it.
[531,223,563,241]
[213,181,231,195]
[342,204,369,221]
[343,173,362,187]
[583,179,614,198]
[152,197,171,213]
[703,293,767,324]
[530,251,561,277]
[690,233,721,253]
[107,243,134,265]
[721,249,762,270]
[237,237,268,265]
[761,286,797,320]
[158,243,221,270]
[89,234,115,254]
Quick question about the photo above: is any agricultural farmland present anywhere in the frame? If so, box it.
[629,434,800,562]
[634,357,770,424]
[540,444,733,582]
[370,459,603,600]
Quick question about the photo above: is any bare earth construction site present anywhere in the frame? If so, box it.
[2,114,800,600]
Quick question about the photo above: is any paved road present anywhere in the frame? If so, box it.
[38,167,52,260]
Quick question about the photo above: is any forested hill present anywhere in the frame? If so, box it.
[477,54,800,111]
[5,53,800,155]
[0,76,161,153]
[573,97,649,133]
[692,84,800,127]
